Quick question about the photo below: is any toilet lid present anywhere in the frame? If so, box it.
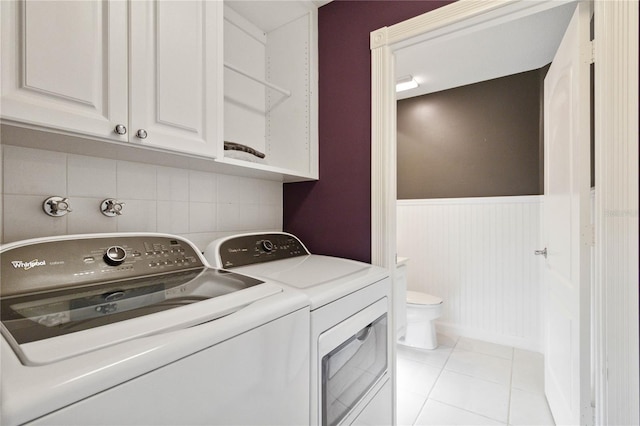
[407,290,443,305]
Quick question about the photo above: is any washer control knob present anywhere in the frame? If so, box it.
[104,246,127,266]
[261,240,274,253]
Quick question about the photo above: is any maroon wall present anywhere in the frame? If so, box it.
[283,0,452,263]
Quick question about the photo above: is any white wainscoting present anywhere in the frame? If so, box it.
[397,196,543,352]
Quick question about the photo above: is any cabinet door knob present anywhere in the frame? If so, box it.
[136,129,148,139]
[114,124,127,135]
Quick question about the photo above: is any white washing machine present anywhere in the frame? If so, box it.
[204,232,393,426]
[0,233,309,426]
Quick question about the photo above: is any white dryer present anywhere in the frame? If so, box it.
[204,232,393,426]
[1,233,309,426]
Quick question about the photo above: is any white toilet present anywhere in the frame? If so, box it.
[403,290,444,350]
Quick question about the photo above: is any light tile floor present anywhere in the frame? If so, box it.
[396,334,555,426]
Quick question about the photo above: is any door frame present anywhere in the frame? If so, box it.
[370,0,638,424]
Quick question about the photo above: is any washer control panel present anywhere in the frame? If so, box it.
[217,233,310,269]
[1,235,204,297]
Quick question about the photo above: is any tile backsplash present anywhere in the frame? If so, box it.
[1,145,282,250]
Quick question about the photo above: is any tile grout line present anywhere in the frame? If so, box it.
[506,347,515,425]
[401,337,530,426]
[428,399,509,425]
[432,339,514,425]
[410,337,460,426]
[436,342,514,425]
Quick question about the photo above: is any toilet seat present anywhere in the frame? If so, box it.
[407,291,442,305]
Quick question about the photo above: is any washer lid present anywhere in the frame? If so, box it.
[0,233,280,365]
[1,268,278,366]
[407,291,443,305]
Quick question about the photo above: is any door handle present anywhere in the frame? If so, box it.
[534,248,548,258]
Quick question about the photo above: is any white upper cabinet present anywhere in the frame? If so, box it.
[1,0,222,158]
[1,1,128,140]
[129,1,221,157]
[221,1,319,181]
[1,0,317,181]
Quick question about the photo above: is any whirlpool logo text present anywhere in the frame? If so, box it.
[11,259,47,270]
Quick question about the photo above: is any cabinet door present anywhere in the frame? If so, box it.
[1,0,128,141]
[129,0,222,158]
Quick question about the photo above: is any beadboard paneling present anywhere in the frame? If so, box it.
[594,1,639,423]
[397,196,542,351]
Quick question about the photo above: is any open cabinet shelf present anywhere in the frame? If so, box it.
[224,62,292,98]
[216,1,319,182]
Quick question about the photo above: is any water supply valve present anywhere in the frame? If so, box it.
[101,199,125,217]
[43,196,72,217]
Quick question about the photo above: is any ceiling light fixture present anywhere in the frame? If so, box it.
[395,75,419,92]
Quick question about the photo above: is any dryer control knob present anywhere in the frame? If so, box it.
[261,240,274,253]
[104,246,127,266]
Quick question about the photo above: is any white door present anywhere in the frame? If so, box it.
[542,3,591,425]
[0,0,128,141]
[129,0,222,158]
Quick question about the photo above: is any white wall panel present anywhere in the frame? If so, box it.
[397,196,542,351]
[594,2,639,424]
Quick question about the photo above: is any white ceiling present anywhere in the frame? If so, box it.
[224,0,330,33]
[226,0,318,33]
[226,1,577,99]
[395,2,578,100]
